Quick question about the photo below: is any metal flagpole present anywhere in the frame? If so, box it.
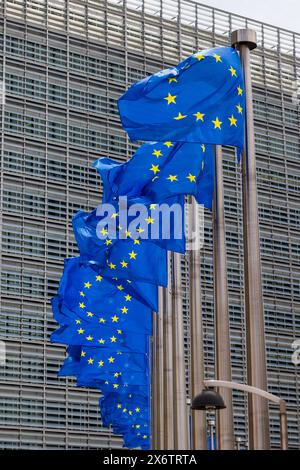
[213,145,234,449]
[157,289,165,448]
[231,29,270,449]
[163,256,175,449]
[151,312,158,449]
[171,252,189,449]
[189,197,207,449]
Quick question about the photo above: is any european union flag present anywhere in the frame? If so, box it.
[54,258,153,334]
[73,195,186,254]
[101,239,168,286]
[118,47,245,152]
[94,141,214,209]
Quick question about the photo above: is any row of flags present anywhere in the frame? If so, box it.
[51,46,245,449]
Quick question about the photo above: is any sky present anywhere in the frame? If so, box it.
[198,0,300,33]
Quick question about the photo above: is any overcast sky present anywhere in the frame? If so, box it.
[198,0,300,33]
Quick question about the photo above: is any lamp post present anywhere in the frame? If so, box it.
[191,387,226,450]
[204,379,288,450]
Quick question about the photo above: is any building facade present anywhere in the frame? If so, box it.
[0,0,299,449]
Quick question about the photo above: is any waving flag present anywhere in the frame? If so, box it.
[94,142,214,210]
[94,142,214,209]
[118,47,245,152]
[54,258,153,333]
[73,195,186,255]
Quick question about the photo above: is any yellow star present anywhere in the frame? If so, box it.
[133,239,140,245]
[104,381,109,385]
[236,103,243,114]
[174,112,187,120]
[167,174,178,182]
[87,311,93,317]
[108,356,115,363]
[213,53,222,62]
[121,306,128,314]
[164,92,177,105]
[87,358,94,364]
[152,149,162,158]
[212,117,222,129]
[187,173,196,182]
[137,227,144,234]
[98,339,105,344]
[117,329,122,334]
[100,227,108,236]
[228,115,237,127]
[108,262,116,270]
[149,203,157,210]
[111,212,118,219]
[125,294,132,301]
[168,77,177,83]
[99,318,106,324]
[125,230,131,238]
[84,282,91,289]
[96,275,102,282]
[164,141,173,148]
[135,407,140,413]
[113,384,119,389]
[81,351,86,357]
[146,216,154,224]
[128,410,133,416]
[143,435,148,439]
[229,66,237,77]
[193,111,205,122]
[117,284,124,290]
[114,372,120,378]
[86,335,93,341]
[150,164,160,175]
[194,53,205,61]
[201,144,206,152]
[105,239,112,246]
[98,360,104,366]
[79,291,85,297]
[79,302,85,309]
[237,86,243,96]
[120,260,128,268]
[75,319,81,324]
[117,404,122,408]
[111,315,119,323]
[129,251,137,259]
[110,336,117,343]
[77,328,84,334]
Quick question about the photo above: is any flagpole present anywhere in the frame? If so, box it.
[189,197,207,449]
[213,145,234,449]
[172,252,189,449]
[231,29,270,449]
[163,256,175,449]
[151,312,158,449]
[157,289,165,448]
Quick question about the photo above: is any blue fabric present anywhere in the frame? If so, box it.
[118,47,245,154]
[94,141,214,210]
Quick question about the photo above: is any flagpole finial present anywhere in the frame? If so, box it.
[231,28,257,50]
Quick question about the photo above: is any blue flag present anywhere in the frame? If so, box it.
[118,47,245,153]
[54,258,153,333]
[94,141,214,209]
[73,196,186,255]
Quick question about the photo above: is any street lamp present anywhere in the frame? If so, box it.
[191,388,226,411]
[191,388,226,450]
[204,380,289,450]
